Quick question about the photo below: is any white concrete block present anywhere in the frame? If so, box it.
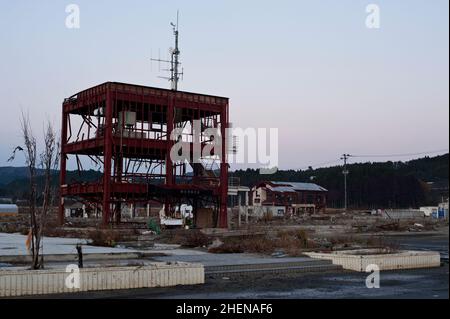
[304,249,441,272]
[0,262,204,297]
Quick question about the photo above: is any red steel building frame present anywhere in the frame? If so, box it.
[59,82,229,228]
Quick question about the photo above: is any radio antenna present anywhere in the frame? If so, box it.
[151,10,184,91]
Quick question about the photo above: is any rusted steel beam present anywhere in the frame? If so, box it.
[60,81,229,228]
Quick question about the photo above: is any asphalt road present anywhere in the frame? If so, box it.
[39,263,447,299]
[384,232,449,260]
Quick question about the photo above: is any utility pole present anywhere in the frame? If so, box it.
[341,154,352,211]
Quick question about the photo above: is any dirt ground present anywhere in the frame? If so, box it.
[1,208,448,257]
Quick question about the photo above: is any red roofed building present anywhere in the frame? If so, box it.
[250,181,328,214]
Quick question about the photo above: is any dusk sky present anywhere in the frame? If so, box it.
[0,0,448,170]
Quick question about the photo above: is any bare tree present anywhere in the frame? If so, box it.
[9,113,59,269]
[37,121,60,267]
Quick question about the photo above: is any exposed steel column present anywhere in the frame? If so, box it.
[166,95,174,186]
[164,94,175,216]
[102,86,113,226]
[60,82,229,229]
[218,103,229,228]
[114,151,123,224]
[58,107,68,225]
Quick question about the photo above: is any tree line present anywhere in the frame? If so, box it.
[231,154,449,209]
[1,154,448,209]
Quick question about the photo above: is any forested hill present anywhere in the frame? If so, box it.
[0,168,101,202]
[0,154,448,208]
[231,154,449,209]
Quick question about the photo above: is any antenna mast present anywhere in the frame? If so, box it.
[151,11,183,91]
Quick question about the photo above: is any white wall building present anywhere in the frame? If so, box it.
[419,206,439,217]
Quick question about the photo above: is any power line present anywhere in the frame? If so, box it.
[297,159,342,171]
[287,148,448,172]
[351,149,449,158]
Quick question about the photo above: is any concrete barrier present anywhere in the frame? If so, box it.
[0,262,204,297]
[382,209,425,219]
[304,249,441,272]
[0,251,166,264]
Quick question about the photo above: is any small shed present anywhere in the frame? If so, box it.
[0,204,19,216]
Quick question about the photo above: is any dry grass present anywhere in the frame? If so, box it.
[161,229,212,248]
[0,223,29,234]
[209,229,315,256]
[42,219,67,237]
[208,228,402,256]
[261,211,273,223]
[181,230,211,247]
[208,234,273,254]
[325,234,400,251]
[88,229,124,247]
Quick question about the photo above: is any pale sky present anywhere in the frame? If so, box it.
[0,0,448,170]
